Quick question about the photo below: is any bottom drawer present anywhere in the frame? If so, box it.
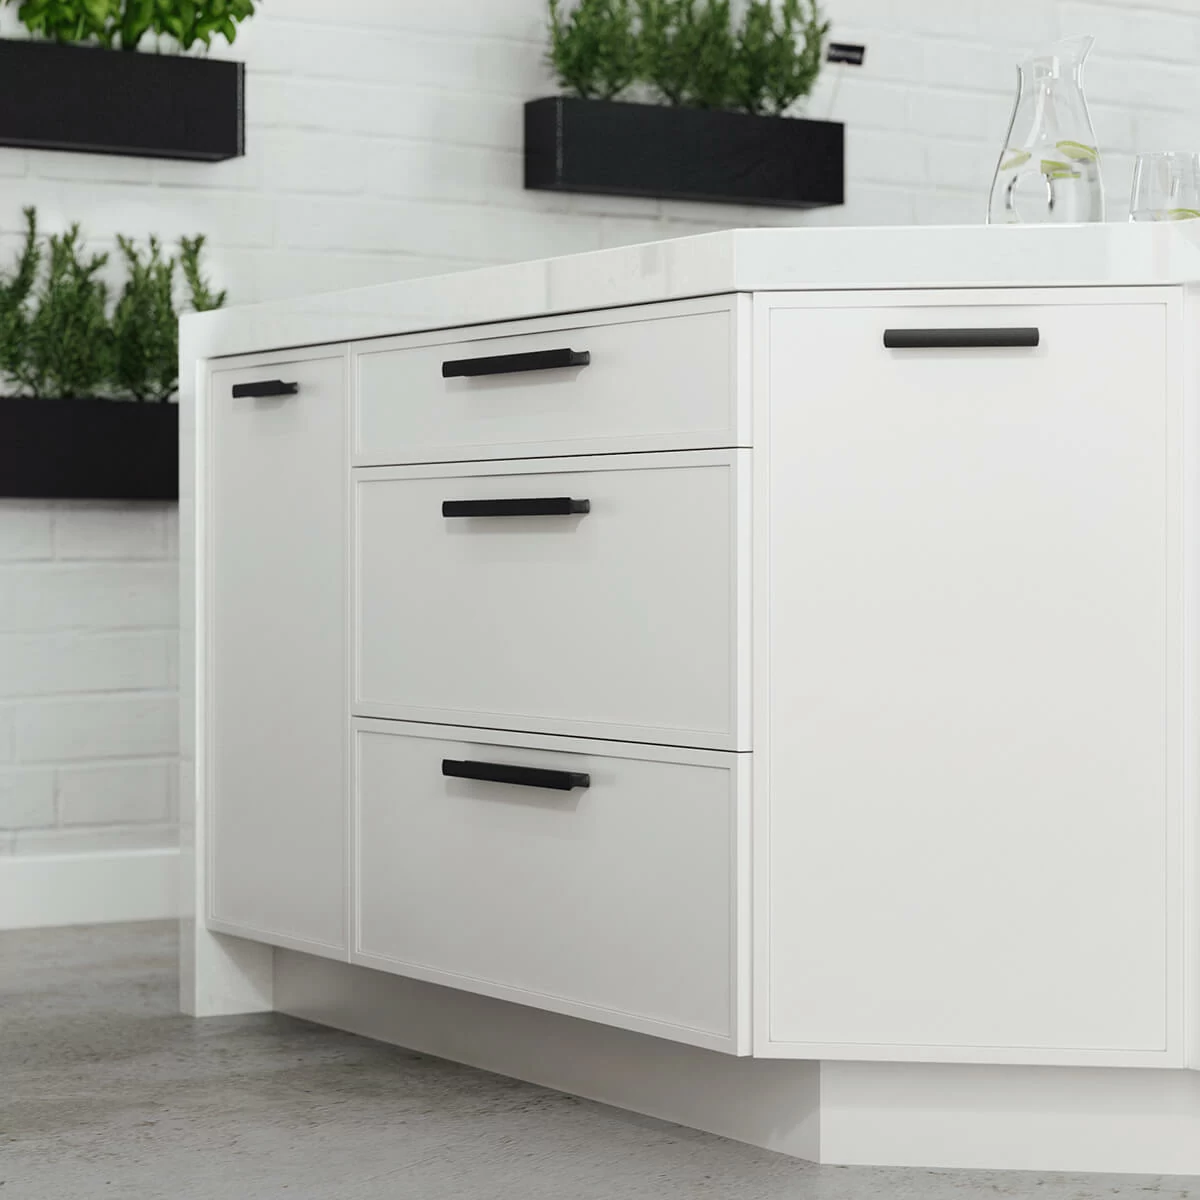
[353,719,749,1053]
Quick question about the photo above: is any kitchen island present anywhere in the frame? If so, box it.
[180,223,1200,1175]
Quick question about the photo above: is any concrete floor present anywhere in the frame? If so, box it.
[2,926,1198,1200]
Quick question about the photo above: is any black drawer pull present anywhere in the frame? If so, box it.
[442,497,590,518]
[883,327,1040,350]
[443,759,591,792]
[442,348,591,378]
[231,379,300,398]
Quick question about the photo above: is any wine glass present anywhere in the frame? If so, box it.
[1130,152,1200,221]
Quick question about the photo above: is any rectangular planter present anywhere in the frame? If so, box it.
[0,397,178,501]
[525,95,843,209]
[0,39,243,162]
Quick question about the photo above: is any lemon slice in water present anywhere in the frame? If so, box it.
[1056,140,1099,161]
[1041,158,1081,180]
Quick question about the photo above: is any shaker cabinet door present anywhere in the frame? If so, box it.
[760,291,1182,1065]
[206,350,349,958]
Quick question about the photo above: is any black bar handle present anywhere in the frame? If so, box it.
[883,328,1040,350]
[443,759,591,792]
[231,379,300,398]
[442,348,591,378]
[442,497,590,518]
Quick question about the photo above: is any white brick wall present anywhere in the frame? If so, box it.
[1,0,1196,864]
[3,0,1197,302]
[0,502,177,858]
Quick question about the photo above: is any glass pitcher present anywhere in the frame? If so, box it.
[987,36,1105,224]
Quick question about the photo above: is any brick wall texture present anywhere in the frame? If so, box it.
[0,503,177,854]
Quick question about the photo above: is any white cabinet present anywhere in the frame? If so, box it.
[758,291,1182,1063]
[355,451,749,750]
[199,277,1190,1069]
[207,350,349,958]
[353,720,749,1053]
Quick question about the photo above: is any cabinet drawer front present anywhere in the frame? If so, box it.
[353,300,742,465]
[355,451,747,750]
[353,720,748,1052]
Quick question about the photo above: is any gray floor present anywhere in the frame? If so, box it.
[2,926,1197,1200]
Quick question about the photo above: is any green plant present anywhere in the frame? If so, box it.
[111,236,178,401]
[634,0,695,106]
[684,0,734,108]
[0,208,41,386]
[637,0,735,108]
[179,235,226,311]
[0,210,225,401]
[548,0,638,100]
[13,224,113,399]
[550,0,828,113]
[733,0,828,115]
[2,0,258,49]
[132,0,257,50]
[7,0,119,44]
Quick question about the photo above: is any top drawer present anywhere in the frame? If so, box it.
[353,297,745,465]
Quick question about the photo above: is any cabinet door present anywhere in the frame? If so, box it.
[207,352,348,957]
[761,293,1180,1065]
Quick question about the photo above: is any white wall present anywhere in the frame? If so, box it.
[0,502,176,855]
[0,501,178,927]
[1,0,1198,914]
[6,0,1199,298]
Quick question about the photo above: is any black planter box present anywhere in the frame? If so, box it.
[525,95,843,209]
[0,397,178,501]
[0,39,243,161]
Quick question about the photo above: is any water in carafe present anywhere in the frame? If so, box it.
[988,36,1105,224]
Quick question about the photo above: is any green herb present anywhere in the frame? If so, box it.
[686,0,736,109]
[548,0,638,100]
[551,0,828,114]
[8,0,120,46]
[635,0,696,106]
[0,208,41,387]
[0,209,225,402]
[2,0,257,49]
[637,0,738,108]
[111,236,178,401]
[15,224,114,400]
[145,0,257,51]
[179,235,226,312]
[732,0,827,114]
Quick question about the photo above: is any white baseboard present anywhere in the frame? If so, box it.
[0,847,180,930]
[271,947,1200,1176]
[273,948,822,1162]
[820,1061,1200,1176]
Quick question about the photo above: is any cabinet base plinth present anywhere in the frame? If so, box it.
[271,950,1200,1177]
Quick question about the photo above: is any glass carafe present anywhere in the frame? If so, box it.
[987,36,1105,224]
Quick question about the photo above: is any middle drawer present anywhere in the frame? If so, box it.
[355,450,749,750]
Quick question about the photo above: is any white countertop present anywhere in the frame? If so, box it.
[185,222,1200,361]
